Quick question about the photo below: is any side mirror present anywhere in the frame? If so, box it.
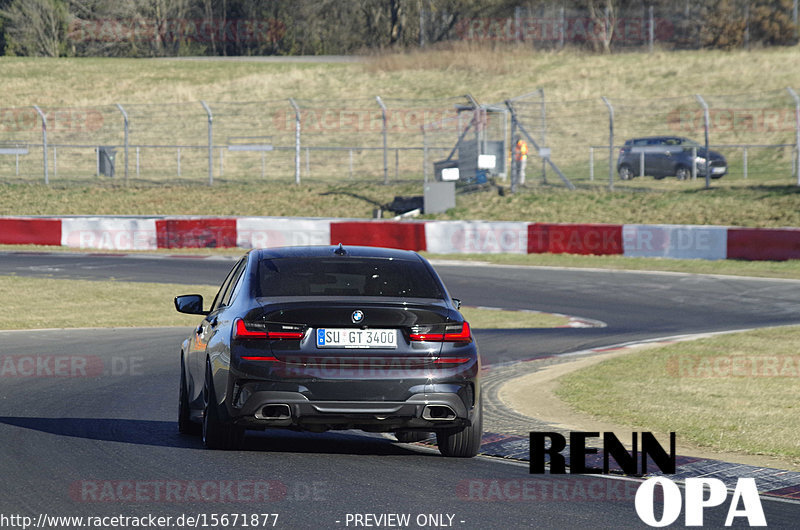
[174,294,208,315]
[452,298,462,310]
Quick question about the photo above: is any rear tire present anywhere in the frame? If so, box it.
[202,362,244,450]
[675,165,691,181]
[178,357,200,435]
[436,400,483,458]
[395,431,431,443]
[618,165,634,180]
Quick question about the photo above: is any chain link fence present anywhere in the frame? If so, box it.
[1,89,799,190]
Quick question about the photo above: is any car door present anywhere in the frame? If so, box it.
[188,258,247,395]
[645,138,672,177]
[657,137,684,176]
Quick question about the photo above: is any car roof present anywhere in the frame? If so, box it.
[627,136,690,142]
[252,245,424,261]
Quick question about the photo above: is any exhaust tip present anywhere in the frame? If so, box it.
[422,405,456,421]
[259,404,291,420]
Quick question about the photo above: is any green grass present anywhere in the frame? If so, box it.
[555,327,800,467]
[422,252,800,280]
[1,181,799,229]
[0,275,566,330]
[2,47,800,186]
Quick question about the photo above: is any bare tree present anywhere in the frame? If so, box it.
[1,0,68,56]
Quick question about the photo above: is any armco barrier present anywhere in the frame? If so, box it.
[528,223,622,255]
[236,218,331,248]
[155,218,236,249]
[623,224,728,260]
[727,228,800,261]
[1,216,799,261]
[61,218,157,250]
[331,221,427,251]
[425,221,528,254]
[0,218,61,246]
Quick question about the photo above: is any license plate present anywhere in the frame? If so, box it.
[316,328,397,349]
[712,167,725,174]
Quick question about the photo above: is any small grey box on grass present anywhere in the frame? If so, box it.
[424,181,455,214]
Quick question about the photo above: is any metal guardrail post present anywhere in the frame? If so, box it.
[32,105,48,185]
[601,97,614,191]
[289,98,301,185]
[200,101,213,186]
[787,87,800,185]
[695,95,711,189]
[115,104,130,185]
[376,96,389,185]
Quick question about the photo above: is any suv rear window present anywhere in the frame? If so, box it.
[254,258,444,299]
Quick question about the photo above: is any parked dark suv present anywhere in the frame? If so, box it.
[617,136,727,180]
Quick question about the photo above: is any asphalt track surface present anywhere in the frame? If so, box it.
[1,252,800,528]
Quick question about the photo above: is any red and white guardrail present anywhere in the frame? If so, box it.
[1,216,798,261]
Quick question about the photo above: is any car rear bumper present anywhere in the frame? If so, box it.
[230,390,475,432]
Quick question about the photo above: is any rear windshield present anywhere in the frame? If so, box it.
[254,257,444,299]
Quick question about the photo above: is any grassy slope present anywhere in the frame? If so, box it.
[555,327,800,466]
[1,182,799,228]
[1,47,799,228]
[3,47,799,105]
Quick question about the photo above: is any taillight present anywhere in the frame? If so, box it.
[233,319,305,341]
[433,357,471,365]
[410,322,472,343]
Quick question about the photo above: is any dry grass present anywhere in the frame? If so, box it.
[1,46,798,107]
[555,327,800,465]
[1,181,798,229]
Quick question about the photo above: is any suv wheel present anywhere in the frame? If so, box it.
[675,165,691,180]
[436,400,483,458]
[618,165,634,180]
[202,362,244,450]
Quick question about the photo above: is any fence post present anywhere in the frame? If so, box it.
[53,147,57,179]
[695,95,711,189]
[289,98,301,185]
[422,126,429,183]
[200,101,213,186]
[376,96,389,185]
[589,147,594,181]
[539,87,547,184]
[115,104,130,186]
[648,5,654,52]
[743,147,748,179]
[787,87,800,185]
[32,105,48,185]
[601,97,614,191]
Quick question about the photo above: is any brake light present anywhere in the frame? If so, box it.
[241,355,279,362]
[410,322,472,343]
[233,319,305,340]
[433,357,471,365]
